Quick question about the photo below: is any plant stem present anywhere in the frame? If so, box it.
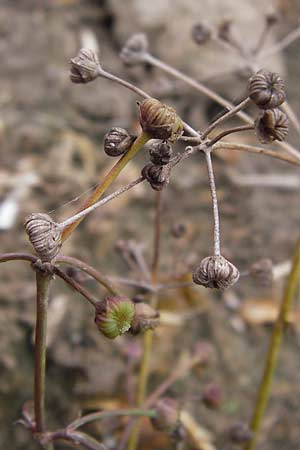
[0,252,37,264]
[212,142,300,167]
[34,270,52,434]
[127,191,163,450]
[257,25,300,61]
[54,266,98,307]
[204,150,221,256]
[202,98,251,139]
[208,124,254,146]
[55,255,121,296]
[245,240,300,450]
[61,132,150,242]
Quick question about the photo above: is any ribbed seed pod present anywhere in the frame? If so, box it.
[70,48,100,84]
[130,302,160,334]
[120,33,148,65]
[255,108,289,143]
[139,98,183,143]
[24,213,62,262]
[104,127,135,157]
[141,163,169,191]
[192,255,240,289]
[95,296,135,339]
[248,70,286,109]
[149,141,173,165]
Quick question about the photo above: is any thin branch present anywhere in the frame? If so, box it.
[53,266,98,307]
[213,142,300,167]
[204,150,221,256]
[258,25,300,61]
[151,191,163,281]
[202,98,251,139]
[0,252,37,264]
[246,240,300,450]
[208,124,254,147]
[55,255,121,296]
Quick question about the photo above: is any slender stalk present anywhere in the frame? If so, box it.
[213,142,300,167]
[69,408,156,430]
[61,132,150,242]
[204,150,221,256]
[34,270,52,433]
[58,177,144,231]
[48,430,107,450]
[54,266,98,307]
[202,98,251,139]
[258,25,300,61]
[0,252,37,264]
[128,191,163,450]
[208,124,254,146]
[245,240,300,450]
[55,255,120,296]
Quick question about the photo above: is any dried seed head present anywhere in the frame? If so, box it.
[95,296,135,339]
[217,19,232,42]
[151,398,180,433]
[104,127,135,157]
[149,141,173,165]
[139,98,183,142]
[192,255,240,289]
[170,222,187,239]
[141,163,169,191]
[202,382,223,409]
[24,213,62,262]
[248,69,286,109]
[70,48,100,84]
[120,33,148,65]
[228,422,253,444]
[255,108,289,143]
[191,23,212,45]
[249,258,273,285]
[130,302,160,334]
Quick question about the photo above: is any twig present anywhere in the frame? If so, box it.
[0,252,37,264]
[54,266,98,307]
[208,124,254,147]
[258,25,300,61]
[204,150,221,256]
[55,255,120,296]
[213,142,300,167]
[245,240,300,450]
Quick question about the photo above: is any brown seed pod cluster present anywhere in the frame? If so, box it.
[69,48,100,84]
[149,141,173,165]
[141,163,170,191]
[248,69,286,110]
[24,213,62,262]
[104,127,135,157]
[192,255,240,289]
[139,98,183,142]
[255,108,289,143]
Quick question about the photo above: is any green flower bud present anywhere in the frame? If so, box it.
[95,296,135,339]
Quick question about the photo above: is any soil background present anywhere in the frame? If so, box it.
[1,1,300,449]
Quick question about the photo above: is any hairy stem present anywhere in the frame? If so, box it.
[245,240,300,450]
[208,124,254,146]
[34,270,52,434]
[204,150,221,256]
[61,132,150,241]
[202,98,251,139]
[55,255,121,296]
[213,142,300,167]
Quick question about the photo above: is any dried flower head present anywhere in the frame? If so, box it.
[192,255,240,289]
[149,141,173,165]
[70,48,100,84]
[248,69,286,109]
[95,296,135,339]
[139,98,183,142]
[151,398,180,433]
[255,108,289,143]
[24,213,62,262]
[120,33,148,65]
[104,127,135,157]
[191,22,212,45]
[141,163,169,191]
[130,302,160,334]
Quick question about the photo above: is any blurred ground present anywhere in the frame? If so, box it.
[1,1,300,449]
